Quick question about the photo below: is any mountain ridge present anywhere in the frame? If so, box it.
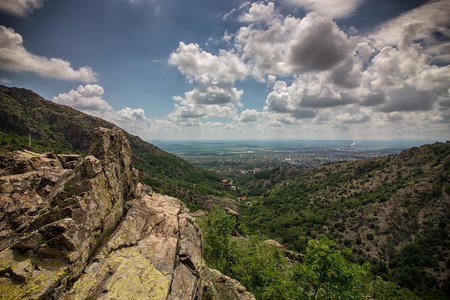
[0,85,235,211]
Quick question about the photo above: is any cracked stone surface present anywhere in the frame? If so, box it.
[0,127,207,299]
[63,192,204,300]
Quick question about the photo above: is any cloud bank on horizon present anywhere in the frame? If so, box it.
[0,0,449,140]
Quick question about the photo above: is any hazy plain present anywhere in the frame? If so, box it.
[153,139,440,175]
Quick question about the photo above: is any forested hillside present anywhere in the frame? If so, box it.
[0,85,234,209]
[236,141,450,297]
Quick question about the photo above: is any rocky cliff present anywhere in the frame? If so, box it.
[0,85,233,212]
[0,127,245,299]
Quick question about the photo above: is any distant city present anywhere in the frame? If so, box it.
[153,139,441,176]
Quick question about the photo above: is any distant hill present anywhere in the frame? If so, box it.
[0,85,235,210]
[238,141,450,296]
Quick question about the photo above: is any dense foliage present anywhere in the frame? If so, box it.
[202,206,292,299]
[0,132,80,155]
[389,226,450,299]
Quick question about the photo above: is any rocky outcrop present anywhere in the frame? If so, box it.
[63,192,204,300]
[203,267,255,300]
[1,85,238,219]
[263,239,304,263]
[0,127,207,299]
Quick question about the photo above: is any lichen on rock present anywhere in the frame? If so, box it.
[0,127,220,299]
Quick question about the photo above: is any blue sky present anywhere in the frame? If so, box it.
[0,0,449,141]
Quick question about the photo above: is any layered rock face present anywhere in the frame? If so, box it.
[0,127,204,299]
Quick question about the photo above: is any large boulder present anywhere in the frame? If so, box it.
[62,192,204,300]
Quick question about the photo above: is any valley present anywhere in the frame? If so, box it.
[155,139,436,175]
[157,138,450,298]
[1,85,449,299]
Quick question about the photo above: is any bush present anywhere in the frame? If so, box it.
[290,235,369,299]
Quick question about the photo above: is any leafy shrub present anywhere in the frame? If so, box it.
[290,235,369,299]
[201,206,292,299]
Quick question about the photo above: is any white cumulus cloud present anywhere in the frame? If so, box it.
[239,1,275,22]
[371,0,450,64]
[168,42,247,123]
[286,12,354,72]
[358,1,450,115]
[0,26,98,82]
[53,85,151,136]
[0,78,12,84]
[165,0,449,139]
[53,84,111,111]
[234,6,353,76]
[116,107,147,121]
[168,101,238,125]
[240,109,259,122]
[169,42,247,86]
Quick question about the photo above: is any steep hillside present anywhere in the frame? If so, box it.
[0,85,234,210]
[238,142,450,295]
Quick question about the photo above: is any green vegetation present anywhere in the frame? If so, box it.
[131,141,232,209]
[389,226,450,299]
[203,206,236,269]
[201,207,418,300]
[368,276,420,300]
[235,142,450,299]
[0,132,83,155]
[1,85,449,299]
[291,235,369,299]
[202,206,291,299]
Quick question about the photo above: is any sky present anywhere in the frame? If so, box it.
[0,0,449,141]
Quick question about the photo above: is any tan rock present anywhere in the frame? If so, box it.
[63,193,204,299]
[0,127,138,298]
[0,126,253,299]
[204,267,256,300]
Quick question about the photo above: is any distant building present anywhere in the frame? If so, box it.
[239,196,248,202]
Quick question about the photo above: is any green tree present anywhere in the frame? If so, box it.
[291,235,369,299]
[203,205,236,271]
[229,236,290,299]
